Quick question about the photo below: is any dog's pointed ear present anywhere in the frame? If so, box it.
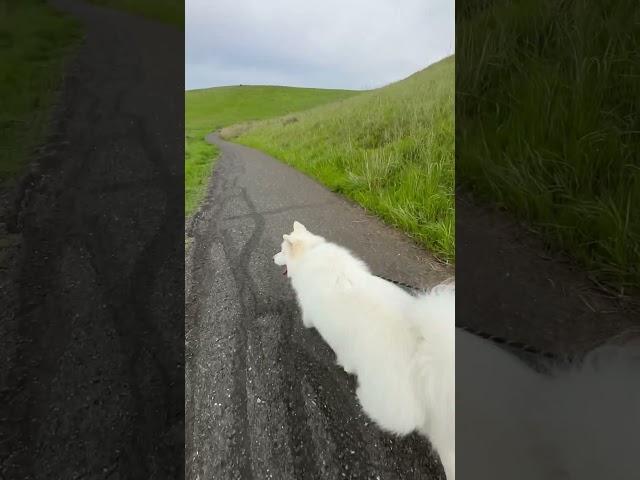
[293,221,307,233]
[283,233,305,257]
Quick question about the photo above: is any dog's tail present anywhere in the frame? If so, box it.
[408,283,455,347]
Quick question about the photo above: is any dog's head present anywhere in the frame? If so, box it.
[273,221,324,277]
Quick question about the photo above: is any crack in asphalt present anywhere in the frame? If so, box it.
[220,184,263,480]
[222,200,343,222]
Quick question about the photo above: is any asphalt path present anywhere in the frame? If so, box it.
[185,134,453,480]
[0,1,183,478]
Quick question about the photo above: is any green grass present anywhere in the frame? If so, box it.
[185,85,359,216]
[229,57,455,262]
[87,0,183,28]
[457,0,640,290]
[0,0,81,182]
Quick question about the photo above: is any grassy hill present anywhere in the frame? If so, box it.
[185,85,359,215]
[457,0,640,290]
[227,56,455,262]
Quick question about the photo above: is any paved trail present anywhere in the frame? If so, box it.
[185,134,453,480]
[0,1,183,478]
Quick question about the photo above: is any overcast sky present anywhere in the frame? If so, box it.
[186,0,454,91]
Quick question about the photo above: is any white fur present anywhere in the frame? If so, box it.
[274,221,455,479]
[406,285,456,480]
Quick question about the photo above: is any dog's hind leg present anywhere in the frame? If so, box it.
[439,450,455,480]
[356,377,419,436]
[300,306,313,328]
[337,357,356,375]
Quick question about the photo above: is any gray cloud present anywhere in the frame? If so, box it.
[186,0,454,90]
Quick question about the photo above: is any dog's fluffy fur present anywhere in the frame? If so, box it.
[274,221,455,479]
[275,221,640,480]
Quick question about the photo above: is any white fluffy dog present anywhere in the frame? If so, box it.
[274,221,640,480]
[273,221,455,479]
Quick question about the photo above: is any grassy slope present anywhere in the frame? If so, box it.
[185,85,359,215]
[231,57,455,262]
[457,0,640,290]
[0,1,81,181]
[87,0,183,28]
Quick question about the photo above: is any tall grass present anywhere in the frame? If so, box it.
[230,57,455,262]
[457,0,640,290]
[0,0,81,181]
[185,85,359,216]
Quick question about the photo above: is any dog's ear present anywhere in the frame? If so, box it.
[293,221,307,233]
[282,233,305,257]
[283,233,298,248]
